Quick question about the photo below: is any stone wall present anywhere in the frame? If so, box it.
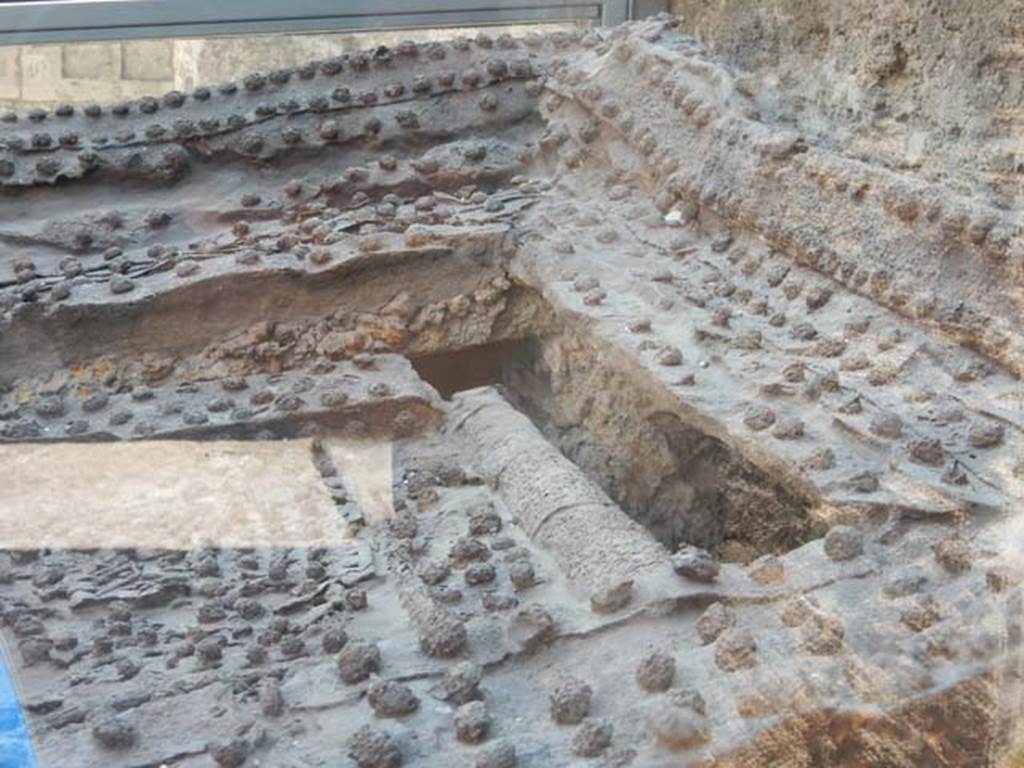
[0,24,575,109]
[0,40,175,108]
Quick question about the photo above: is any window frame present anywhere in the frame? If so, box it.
[0,0,632,45]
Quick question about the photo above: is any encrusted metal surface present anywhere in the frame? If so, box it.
[0,15,1022,768]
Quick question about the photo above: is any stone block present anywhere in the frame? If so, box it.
[121,40,174,81]
[61,42,117,80]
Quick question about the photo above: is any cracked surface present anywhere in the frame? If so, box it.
[0,13,1023,768]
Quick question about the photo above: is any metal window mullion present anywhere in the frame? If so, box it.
[0,0,604,44]
[600,0,631,25]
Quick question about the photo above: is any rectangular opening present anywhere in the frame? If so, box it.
[411,320,820,562]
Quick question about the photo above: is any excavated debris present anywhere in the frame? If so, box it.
[0,12,1023,768]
